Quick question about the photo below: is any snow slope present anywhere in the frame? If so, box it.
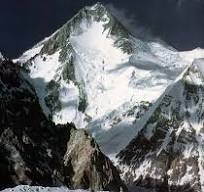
[15,3,204,157]
[0,186,89,192]
[0,185,155,192]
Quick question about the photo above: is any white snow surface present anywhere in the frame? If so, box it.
[179,48,204,64]
[0,186,90,192]
[16,3,204,157]
[70,21,130,119]
[0,185,154,192]
[14,45,44,63]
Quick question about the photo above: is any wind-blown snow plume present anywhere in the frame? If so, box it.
[106,3,155,41]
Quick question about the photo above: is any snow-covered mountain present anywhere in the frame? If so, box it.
[5,2,204,192]
[117,59,204,191]
[15,2,204,157]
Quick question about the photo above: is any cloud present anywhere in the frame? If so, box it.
[176,0,204,8]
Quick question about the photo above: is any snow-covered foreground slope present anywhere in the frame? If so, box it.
[15,3,204,157]
[0,185,155,192]
[117,59,204,192]
[0,186,89,192]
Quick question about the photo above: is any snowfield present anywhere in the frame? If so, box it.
[0,185,155,192]
[0,186,89,192]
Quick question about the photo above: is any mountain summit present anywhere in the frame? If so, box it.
[16,2,132,124]
[15,3,204,157]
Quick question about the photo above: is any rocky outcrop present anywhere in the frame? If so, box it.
[64,129,127,192]
[0,59,127,191]
[0,58,73,188]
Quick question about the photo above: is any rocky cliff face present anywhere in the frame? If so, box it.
[0,58,126,192]
[0,58,73,188]
[117,59,204,192]
[64,129,127,191]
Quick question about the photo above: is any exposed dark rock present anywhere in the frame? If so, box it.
[0,59,127,192]
[64,129,127,192]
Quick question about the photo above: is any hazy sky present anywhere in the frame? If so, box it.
[1,0,204,58]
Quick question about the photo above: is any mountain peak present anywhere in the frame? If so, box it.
[86,2,106,10]
[36,1,130,57]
